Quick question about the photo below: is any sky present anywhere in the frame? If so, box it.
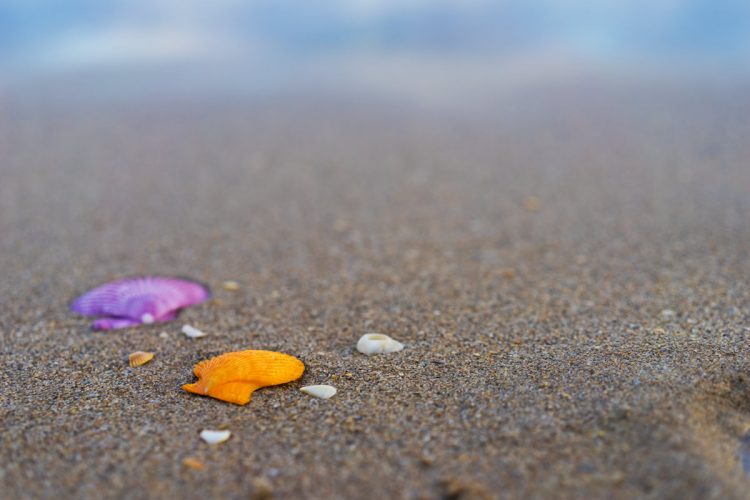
[1,0,749,99]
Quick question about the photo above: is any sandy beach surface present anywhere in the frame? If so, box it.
[2,85,750,499]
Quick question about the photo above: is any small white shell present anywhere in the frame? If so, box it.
[300,385,337,399]
[200,429,231,444]
[356,333,404,355]
[182,324,207,339]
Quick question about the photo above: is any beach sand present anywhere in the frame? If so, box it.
[1,85,750,499]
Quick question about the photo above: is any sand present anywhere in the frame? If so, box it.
[1,85,750,499]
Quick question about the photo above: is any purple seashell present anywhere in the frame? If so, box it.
[71,277,210,330]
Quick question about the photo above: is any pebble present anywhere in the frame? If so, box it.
[522,195,541,212]
[251,477,274,500]
[660,309,677,320]
[222,281,240,291]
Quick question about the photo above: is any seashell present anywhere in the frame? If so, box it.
[200,429,231,444]
[183,350,304,405]
[222,281,240,291]
[128,351,155,367]
[182,324,207,339]
[71,276,210,330]
[300,385,337,399]
[182,457,205,470]
[356,333,404,355]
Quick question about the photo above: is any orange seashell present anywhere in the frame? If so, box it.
[128,351,155,367]
[183,350,304,405]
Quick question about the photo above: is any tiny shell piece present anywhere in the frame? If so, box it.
[182,457,205,470]
[182,324,207,338]
[200,429,231,444]
[222,281,240,291]
[183,350,305,405]
[356,333,404,355]
[300,385,337,399]
[128,351,155,367]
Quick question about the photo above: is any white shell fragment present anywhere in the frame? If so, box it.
[300,385,337,399]
[356,333,404,355]
[200,429,231,444]
[182,324,207,339]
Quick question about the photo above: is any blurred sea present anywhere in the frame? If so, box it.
[1,1,749,107]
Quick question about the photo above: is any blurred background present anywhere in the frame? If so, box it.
[2,0,750,106]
